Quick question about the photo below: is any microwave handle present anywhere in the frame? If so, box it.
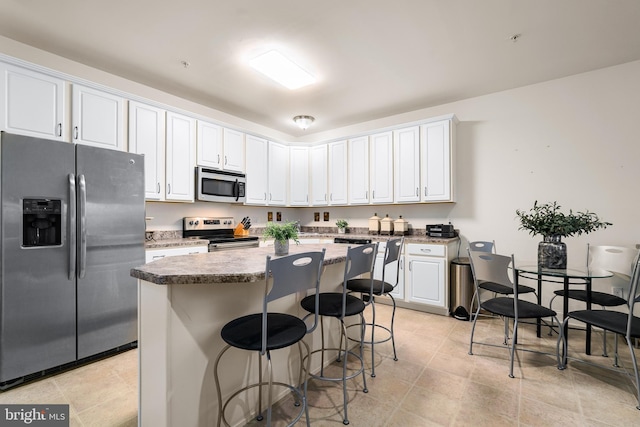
[234,179,240,202]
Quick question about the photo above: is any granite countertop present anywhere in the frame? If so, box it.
[131,243,350,285]
[145,238,209,249]
[144,233,458,250]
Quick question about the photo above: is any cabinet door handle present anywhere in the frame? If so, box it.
[420,248,432,254]
[167,183,171,194]
[324,193,327,201]
[74,126,79,140]
[264,192,267,200]
[424,187,428,196]
[225,156,228,165]
[57,123,62,137]
[416,187,419,197]
[157,183,161,194]
[217,154,220,165]
[330,193,333,201]
[409,260,412,271]
[152,255,166,260]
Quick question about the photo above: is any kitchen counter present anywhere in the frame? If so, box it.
[144,237,208,249]
[143,233,458,249]
[132,243,349,285]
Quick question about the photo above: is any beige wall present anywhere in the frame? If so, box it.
[3,34,639,268]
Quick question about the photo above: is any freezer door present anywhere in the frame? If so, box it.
[75,145,144,359]
[0,132,76,383]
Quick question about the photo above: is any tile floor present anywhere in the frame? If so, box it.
[1,304,639,426]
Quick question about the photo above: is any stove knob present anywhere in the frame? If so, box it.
[189,221,194,225]
[194,220,200,226]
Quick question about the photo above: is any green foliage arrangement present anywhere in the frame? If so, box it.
[263,221,300,244]
[336,219,349,229]
[516,201,612,238]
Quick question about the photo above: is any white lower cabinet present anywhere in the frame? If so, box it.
[145,245,208,263]
[401,242,456,315]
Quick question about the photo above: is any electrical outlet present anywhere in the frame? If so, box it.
[612,287,624,298]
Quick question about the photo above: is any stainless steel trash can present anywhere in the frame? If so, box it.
[450,257,474,320]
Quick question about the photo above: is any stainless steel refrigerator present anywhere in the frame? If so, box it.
[0,131,144,387]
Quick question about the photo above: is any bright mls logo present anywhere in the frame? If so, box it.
[0,405,68,426]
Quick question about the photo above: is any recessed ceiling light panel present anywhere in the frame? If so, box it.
[249,50,316,90]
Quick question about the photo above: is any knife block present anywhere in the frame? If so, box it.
[234,223,249,236]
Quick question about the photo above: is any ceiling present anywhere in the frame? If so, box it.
[1,0,640,138]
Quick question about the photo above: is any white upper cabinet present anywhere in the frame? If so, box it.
[420,119,453,202]
[245,134,268,205]
[289,145,309,206]
[165,111,196,202]
[268,141,288,205]
[328,140,348,205]
[369,131,393,204]
[310,145,328,206]
[197,124,244,173]
[72,84,124,150]
[348,136,369,205]
[0,63,65,141]
[128,101,165,200]
[394,126,420,203]
[196,121,222,169]
[222,128,245,172]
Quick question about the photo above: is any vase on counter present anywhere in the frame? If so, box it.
[338,228,346,234]
[274,240,289,256]
[538,235,567,269]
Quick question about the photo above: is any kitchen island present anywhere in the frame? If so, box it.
[130,243,352,427]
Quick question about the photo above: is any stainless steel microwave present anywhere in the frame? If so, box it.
[196,167,246,203]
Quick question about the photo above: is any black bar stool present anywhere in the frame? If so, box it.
[300,242,377,425]
[213,249,326,427]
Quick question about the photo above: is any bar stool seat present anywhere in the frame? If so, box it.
[221,313,307,351]
[300,293,365,318]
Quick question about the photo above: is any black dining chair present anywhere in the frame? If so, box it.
[468,250,559,378]
[549,244,638,356]
[557,251,640,410]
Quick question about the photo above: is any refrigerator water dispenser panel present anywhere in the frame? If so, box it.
[22,198,61,247]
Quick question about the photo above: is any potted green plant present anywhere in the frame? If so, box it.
[263,221,300,255]
[516,201,611,269]
[336,219,348,234]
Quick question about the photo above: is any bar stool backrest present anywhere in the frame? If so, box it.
[341,243,378,318]
[381,237,404,286]
[263,249,326,352]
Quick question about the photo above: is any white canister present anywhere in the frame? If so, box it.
[380,214,394,235]
[394,215,409,235]
[368,213,381,234]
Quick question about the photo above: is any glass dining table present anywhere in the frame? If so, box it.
[513,263,613,355]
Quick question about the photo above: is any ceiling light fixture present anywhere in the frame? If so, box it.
[293,115,315,130]
[249,50,316,90]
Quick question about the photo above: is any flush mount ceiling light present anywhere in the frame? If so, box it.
[293,115,315,130]
[249,50,316,90]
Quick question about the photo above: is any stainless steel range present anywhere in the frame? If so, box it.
[183,217,259,251]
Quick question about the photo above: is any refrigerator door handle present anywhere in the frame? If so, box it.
[69,173,77,280]
[78,174,87,279]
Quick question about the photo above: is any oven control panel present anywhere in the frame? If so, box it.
[183,217,235,231]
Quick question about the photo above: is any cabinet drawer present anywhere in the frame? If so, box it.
[406,243,445,257]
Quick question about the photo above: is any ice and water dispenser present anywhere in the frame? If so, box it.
[22,198,62,247]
